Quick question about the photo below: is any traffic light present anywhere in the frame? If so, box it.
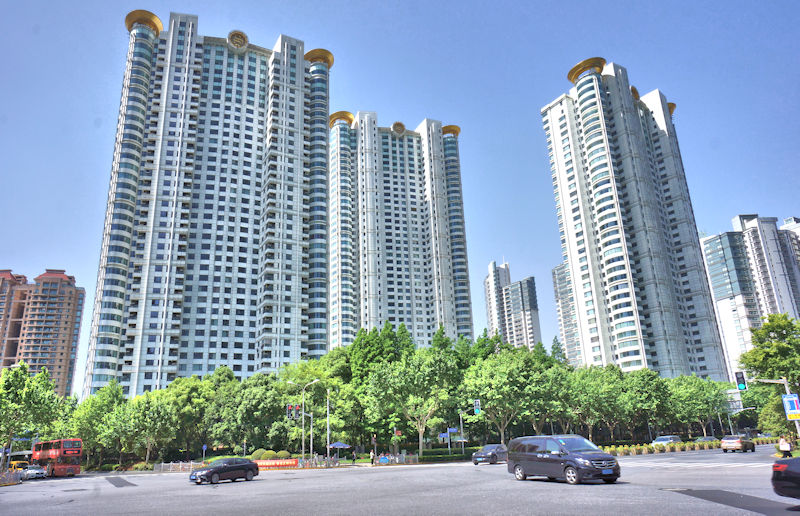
[294,404,302,419]
[286,403,293,419]
[474,399,481,415]
[735,371,747,391]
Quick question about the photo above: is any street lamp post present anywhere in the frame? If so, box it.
[287,378,319,464]
[458,410,465,454]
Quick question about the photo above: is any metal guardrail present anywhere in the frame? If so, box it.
[152,461,205,473]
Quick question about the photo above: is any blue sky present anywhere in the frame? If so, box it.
[1,1,797,394]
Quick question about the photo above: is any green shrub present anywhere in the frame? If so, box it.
[251,448,267,461]
[653,444,665,453]
[276,450,291,459]
[419,454,471,463]
[100,464,116,471]
[132,462,153,471]
[263,450,277,460]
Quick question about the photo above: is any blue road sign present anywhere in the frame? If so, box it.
[202,444,207,451]
[447,427,458,433]
[438,432,448,438]
[782,394,800,421]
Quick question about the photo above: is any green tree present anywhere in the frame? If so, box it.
[431,326,453,352]
[160,375,213,459]
[41,396,78,440]
[550,336,567,364]
[0,362,59,469]
[463,348,531,444]
[740,313,800,390]
[620,369,670,440]
[395,323,416,357]
[668,376,729,437]
[367,348,456,456]
[568,367,611,441]
[757,394,795,436]
[99,402,136,465]
[130,391,177,463]
[71,381,125,466]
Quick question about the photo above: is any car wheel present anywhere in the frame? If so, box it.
[603,478,617,484]
[564,466,580,485]
[211,473,219,484]
[473,460,478,465]
[722,449,728,453]
[514,465,527,481]
[490,455,497,464]
[246,470,254,481]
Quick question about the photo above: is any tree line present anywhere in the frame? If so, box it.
[1,314,798,467]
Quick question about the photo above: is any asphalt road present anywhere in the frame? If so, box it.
[1,445,796,515]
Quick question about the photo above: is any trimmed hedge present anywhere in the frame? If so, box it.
[250,448,267,461]
[132,462,153,471]
[276,450,291,459]
[419,454,472,463]
[263,450,277,460]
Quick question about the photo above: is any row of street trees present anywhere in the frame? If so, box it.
[2,314,798,467]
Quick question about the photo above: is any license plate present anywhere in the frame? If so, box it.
[189,474,196,480]
[601,469,613,475]
[476,458,484,461]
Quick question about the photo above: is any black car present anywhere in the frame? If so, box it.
[507,434,620,485]
[773,457,800,499]
[472,444,507,465]
[190,458,259,484]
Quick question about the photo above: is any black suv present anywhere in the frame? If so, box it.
[507,434,620,485]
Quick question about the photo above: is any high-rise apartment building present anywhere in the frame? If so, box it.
[84,10,332,397]
[0,270,84,396]
[484,261,511,339]
[542,57,726,379]
[702,215,800,379]
[327,112,473,347]
[484,261,541,349]
[552,262,580,365]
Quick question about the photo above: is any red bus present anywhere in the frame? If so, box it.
[32,439,82,477]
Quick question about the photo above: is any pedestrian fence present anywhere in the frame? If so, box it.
[153,461,205,473]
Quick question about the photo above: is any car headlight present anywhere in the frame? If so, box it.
[194,470,207,475]
[575,457,592,466]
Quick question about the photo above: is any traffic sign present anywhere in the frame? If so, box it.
[438,432,448,438]
[447,427,458,433]
[782,394,800,421]
[202,444,207,451]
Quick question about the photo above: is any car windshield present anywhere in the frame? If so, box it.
[481,445,499,452]
[556,437,599,452]
[722,435,738,440]
[208,459,230,467]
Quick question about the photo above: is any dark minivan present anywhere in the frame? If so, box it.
[507,434,620,485]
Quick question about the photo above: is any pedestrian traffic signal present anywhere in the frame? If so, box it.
[474,399,481,415]
[735,371,747,391]
[286,403,293,419]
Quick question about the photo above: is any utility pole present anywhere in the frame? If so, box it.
[459,411,465,454]
[755,377,800,437]
[310,413,314,462]
[326,389,330,466]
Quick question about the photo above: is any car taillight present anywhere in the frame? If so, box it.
[773,463,789,472]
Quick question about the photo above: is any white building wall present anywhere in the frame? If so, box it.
[542,58,726,379]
